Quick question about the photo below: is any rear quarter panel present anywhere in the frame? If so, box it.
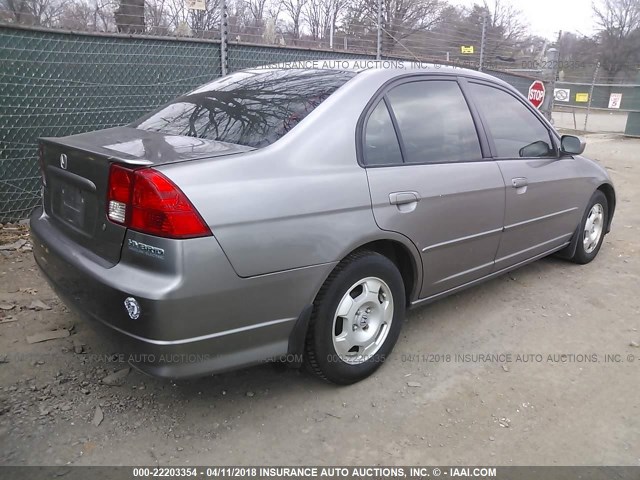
[158,71,416,279]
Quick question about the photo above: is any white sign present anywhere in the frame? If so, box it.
[554,88,570,102]
[186,0,205,10]
[608,93,622,109]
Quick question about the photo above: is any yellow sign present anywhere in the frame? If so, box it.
[460,46,474,54]
[575,93,589,102]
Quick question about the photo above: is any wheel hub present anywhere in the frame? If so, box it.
[583,203,604,254]
[332,277,394,365]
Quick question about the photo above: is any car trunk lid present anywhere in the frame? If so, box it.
[39,127,252,266]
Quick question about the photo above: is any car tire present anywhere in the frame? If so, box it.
[570,190,608,265]
[304,250,406,385]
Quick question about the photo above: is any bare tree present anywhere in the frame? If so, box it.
[2,0,67,25]
[386,0,442,56]
[281,0,307,41]
[340,0,378,51]
[341,0,445,54]
[188,0,222,36]
[421,1,528,65]
[160,0,221,37]
[555,32,599,81]
[304,0,329,41]
[478,0,527,61]
[58,0,114,31]
[247,0,268,25]
[484,0,525,40]
[227,0,254,40]
[146,0,172,34]
[593,0,640,80]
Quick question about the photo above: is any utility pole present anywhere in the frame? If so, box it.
[376,0,383,60]
[329,1,335,49]
[544,30,562,122]
[584,61,600,133]
[478,12,487,71]
[220,0,229,76]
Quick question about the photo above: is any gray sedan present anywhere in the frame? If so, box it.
[30,62,615,384]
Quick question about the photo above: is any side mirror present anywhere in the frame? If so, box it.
[560,135,586,155]
[519,140,552,158]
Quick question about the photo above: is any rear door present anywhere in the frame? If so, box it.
[465,81,585,269]
[363,77,505,299]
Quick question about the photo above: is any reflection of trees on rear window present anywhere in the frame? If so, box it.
[133,69,356,148]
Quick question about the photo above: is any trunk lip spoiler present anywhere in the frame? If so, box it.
[39,137,154,166]
[38,134,256,167]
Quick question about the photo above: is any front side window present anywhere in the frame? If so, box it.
[385,80,482,164]
[468,82,555,158]
[132,69,356,148]
[363,100,403,166]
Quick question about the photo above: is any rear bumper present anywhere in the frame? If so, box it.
[30,207,333,378]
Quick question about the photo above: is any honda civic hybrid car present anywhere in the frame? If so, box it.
[30,61,615,384]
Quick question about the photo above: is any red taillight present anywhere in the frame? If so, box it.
[107,164,211,239]
[107,165,133,224]
[130,169,212,239]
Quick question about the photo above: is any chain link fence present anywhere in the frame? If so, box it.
[1,25,223,220]
[0,0,547,67]
[549,62,640,134]
[0,23,549,222]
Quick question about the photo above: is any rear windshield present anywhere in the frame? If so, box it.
[132,69,356,148]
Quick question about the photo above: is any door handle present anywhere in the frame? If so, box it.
[389,191,419,205]
[511,177,528,188]
[389,191,420,213]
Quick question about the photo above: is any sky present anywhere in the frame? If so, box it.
[455,0,598,40]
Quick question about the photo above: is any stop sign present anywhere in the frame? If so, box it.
[528,80,545,109]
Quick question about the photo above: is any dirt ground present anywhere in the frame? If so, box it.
[0,133,638,467]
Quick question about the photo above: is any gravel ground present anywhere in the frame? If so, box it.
[0,133,638,466]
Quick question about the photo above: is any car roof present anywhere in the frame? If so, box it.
[246,59,501,82]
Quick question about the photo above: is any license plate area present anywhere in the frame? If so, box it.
[50,175,96,236]
[40,146,127,266]
[59,184,86,228]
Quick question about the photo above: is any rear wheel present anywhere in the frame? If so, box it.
[570,190,608,264]
[305,251,405,384]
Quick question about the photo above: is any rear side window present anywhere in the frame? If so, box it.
[386,80,481,164]
[132,69,356,148]
[468,83,555,158]
[363,100,403,166]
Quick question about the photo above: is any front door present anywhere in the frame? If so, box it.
[362,78,505,298]
[466,81,585,268]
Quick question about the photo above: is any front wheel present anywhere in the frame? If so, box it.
[570,190,608,264]
[304,251,406,384]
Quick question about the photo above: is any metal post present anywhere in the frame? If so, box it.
[584,61,600,133]
[376,0,382,60]
[543,30,562,122]
[329,1,335,49]
[478,12,487,71]
[220,0,229,76]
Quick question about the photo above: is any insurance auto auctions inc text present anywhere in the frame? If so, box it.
[255,467,497,478]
